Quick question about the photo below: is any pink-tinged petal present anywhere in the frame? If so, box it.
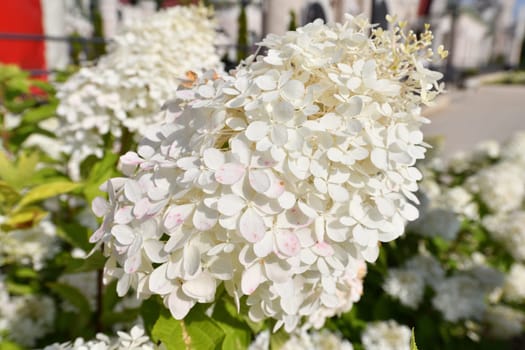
[245,121,270,141]
[149,263,173,294]
[182,272,216,302]
[92,197,109,217]
[124,180,142,203]
[89,226,105,243]
[124,253,141,274]
[164,204,194,230]
[192,203,218,231]
[217,194,245,216]
[312,241,335,257]
[264,172,285,198]
[249,169,271,193]
[111,225,135,245]
[115,206,133,224]
[215,163,246,185]
[168,287,195,319]
[241,263,263,295]
[183,245,201,278]
[143,240,168,263]
[239,208,266,243]
[120,151,143,165]
[116,274,131,297]
[276,231,300,256]
[133,197,150,219]
[253,232,273,258]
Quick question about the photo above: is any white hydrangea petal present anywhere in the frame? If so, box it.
[217,194,245,216]
[183,244,201,277]
[111,225,135,245]
[249,169,271,193]
[203,148,225,170]
[241,262,263,295]
[215,163,246,185]
[182,272,216,302]
[149,263,174,295]
[239,208,266,243]
[193,203,218,231]
[92,197,109,217]
[246,121,270,141]
[168,287,195,320]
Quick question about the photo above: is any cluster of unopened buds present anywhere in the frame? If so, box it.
[92,14,445,332]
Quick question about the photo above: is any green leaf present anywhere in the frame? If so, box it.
[269,328,289,350]
[3,206,48,230]
[17,181,82,208]
[148,301,225,350]
[150,307,187,350]
[58,222,91,251]
[48,282,93,317]
[0,340,25,350]
[410,328,419,350]
[65,251,106,273]
[185,305,226,350]
[212,298,251,350]
[21,103,56,124]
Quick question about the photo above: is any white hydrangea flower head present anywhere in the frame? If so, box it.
[361,320,411,350]
[92,15,444,332]
[0,218,59,270]
[249,329,353,350]
[503,263,525,302]
[501,131,525,165]
[483,211,525,261]
[431,274,487,322]
[0,292,55,347]
[383,267,425,309]
[56,5,222,180]
[484,305,525,339]
[43,325,155,350]
[466,162,524,214]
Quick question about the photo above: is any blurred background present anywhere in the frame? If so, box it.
[1,0,524,154]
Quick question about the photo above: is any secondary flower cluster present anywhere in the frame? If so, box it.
[249,329,353,350]
[56,5,222,179]
[43,325,154,350]
[386,132,525,339]
[0,217,59,270]
[92,14,444,331]
[0,276,55,347]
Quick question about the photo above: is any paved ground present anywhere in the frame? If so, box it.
[423,85,525,157]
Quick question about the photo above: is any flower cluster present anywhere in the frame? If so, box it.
[0,217,59,270]
[43,325,154,350]
[92,14,444,331]
[249,329,353,350]
[56,5,222,179]
[0,277,55,347]
[361,320,411,350]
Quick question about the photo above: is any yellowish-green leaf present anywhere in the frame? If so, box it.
[17,181,82,208]
[0,152,40,189]
[0,181,20,209]
[3,206,47,230]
